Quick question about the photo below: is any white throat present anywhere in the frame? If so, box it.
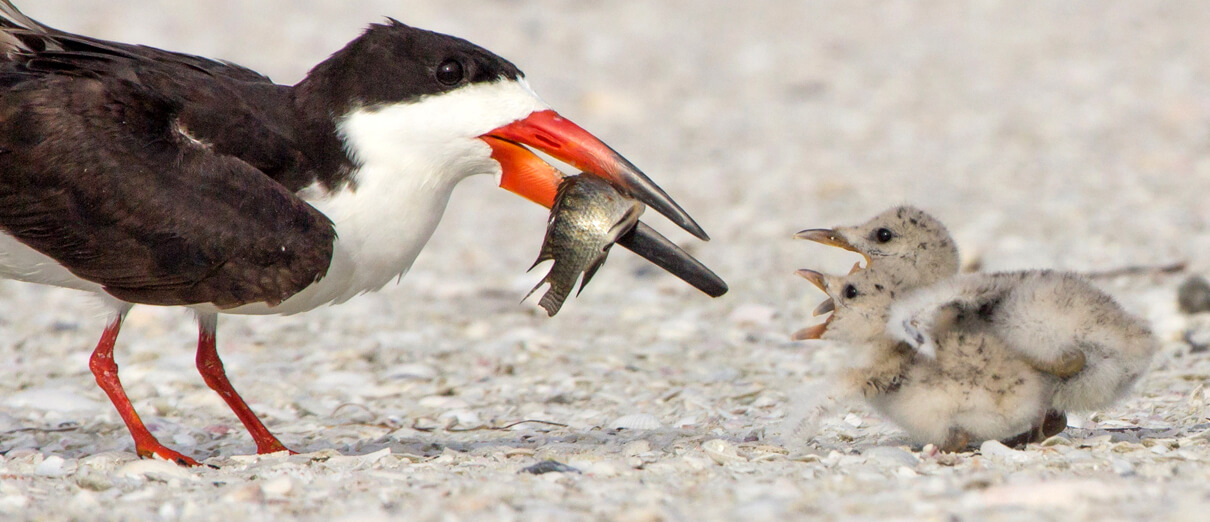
[226,78,549,315]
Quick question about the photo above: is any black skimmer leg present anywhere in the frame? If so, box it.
[194,314,293,455]
[88,309,202,466]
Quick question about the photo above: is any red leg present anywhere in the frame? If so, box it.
[88,312,201,466]
[194,314,293,455]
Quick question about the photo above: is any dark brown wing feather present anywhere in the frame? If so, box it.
[0,7,336,308]
[0,4,329,191]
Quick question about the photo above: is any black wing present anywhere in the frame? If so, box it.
[0,3,326,191]
[0,7,335,308]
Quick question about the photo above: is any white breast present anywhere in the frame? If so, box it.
[221,163,464,316]
[223,79,548,315]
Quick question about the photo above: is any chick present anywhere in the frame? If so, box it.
[796,205,959,290]
[798,267,1057,451]
[797,206,1149,411]
[888,270,1158,412]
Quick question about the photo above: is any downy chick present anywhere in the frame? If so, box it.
[798,266,1057,451]
[888,270,1158,412]
[797,206,1097,386]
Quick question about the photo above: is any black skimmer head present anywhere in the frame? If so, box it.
[293,18,708,240]
[280,19,722,304]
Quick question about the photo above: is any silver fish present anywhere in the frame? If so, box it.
[526,175,645,316]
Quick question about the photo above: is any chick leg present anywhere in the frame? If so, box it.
[1039,409,1067,438]
[939,427,972,453]
[1000,409,1067,448]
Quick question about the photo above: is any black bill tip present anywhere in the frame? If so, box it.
[617,221,727,297]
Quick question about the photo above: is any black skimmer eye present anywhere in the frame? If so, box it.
[435,59,465,85]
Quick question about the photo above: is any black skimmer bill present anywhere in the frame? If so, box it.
[0,3,725,465]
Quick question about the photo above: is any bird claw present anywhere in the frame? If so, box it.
[137,444,203,467]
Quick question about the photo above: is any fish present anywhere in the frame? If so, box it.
[526,174,645,316]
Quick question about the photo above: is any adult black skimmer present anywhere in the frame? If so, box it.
[0,2,724,465]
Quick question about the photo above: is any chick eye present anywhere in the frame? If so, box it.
[843,284,859,299]
[436,59,465,85]
[875,228,893,243]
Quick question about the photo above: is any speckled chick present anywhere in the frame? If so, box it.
[888,270,1158,412]
[799,266,1057,452]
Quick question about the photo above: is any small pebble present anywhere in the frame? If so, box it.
[520,460,580,475]
[1178,276,1210,314]
[34,455,66,476]
[862,446,919,467]
[260,476,295,498]
[979,440,1029,462]
[220,483,265,504]
[622,440,652,457]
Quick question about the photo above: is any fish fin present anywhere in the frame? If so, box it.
[523,276,549,303]
[527,253,554,272]
[577,251,612,296]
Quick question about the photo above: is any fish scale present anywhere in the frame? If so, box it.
[526,175,644,316]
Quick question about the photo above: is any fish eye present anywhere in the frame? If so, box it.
[436,59,465,85]
[843,284,858,299]
[875,228,893,243]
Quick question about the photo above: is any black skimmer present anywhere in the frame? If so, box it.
[0,2,724,465]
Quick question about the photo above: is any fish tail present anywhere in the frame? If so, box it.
[538,286,568,316]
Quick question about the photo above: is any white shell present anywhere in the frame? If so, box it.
[611,414,663,430]
[701,439,747,465]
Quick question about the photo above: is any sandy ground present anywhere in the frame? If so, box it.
[3,0,1210,520]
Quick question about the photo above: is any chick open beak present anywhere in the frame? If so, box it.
[793,268,836,340]
[795,268,829,293]
[794,228,872,265]
[791,322,830,341]
[813,298,835,317]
